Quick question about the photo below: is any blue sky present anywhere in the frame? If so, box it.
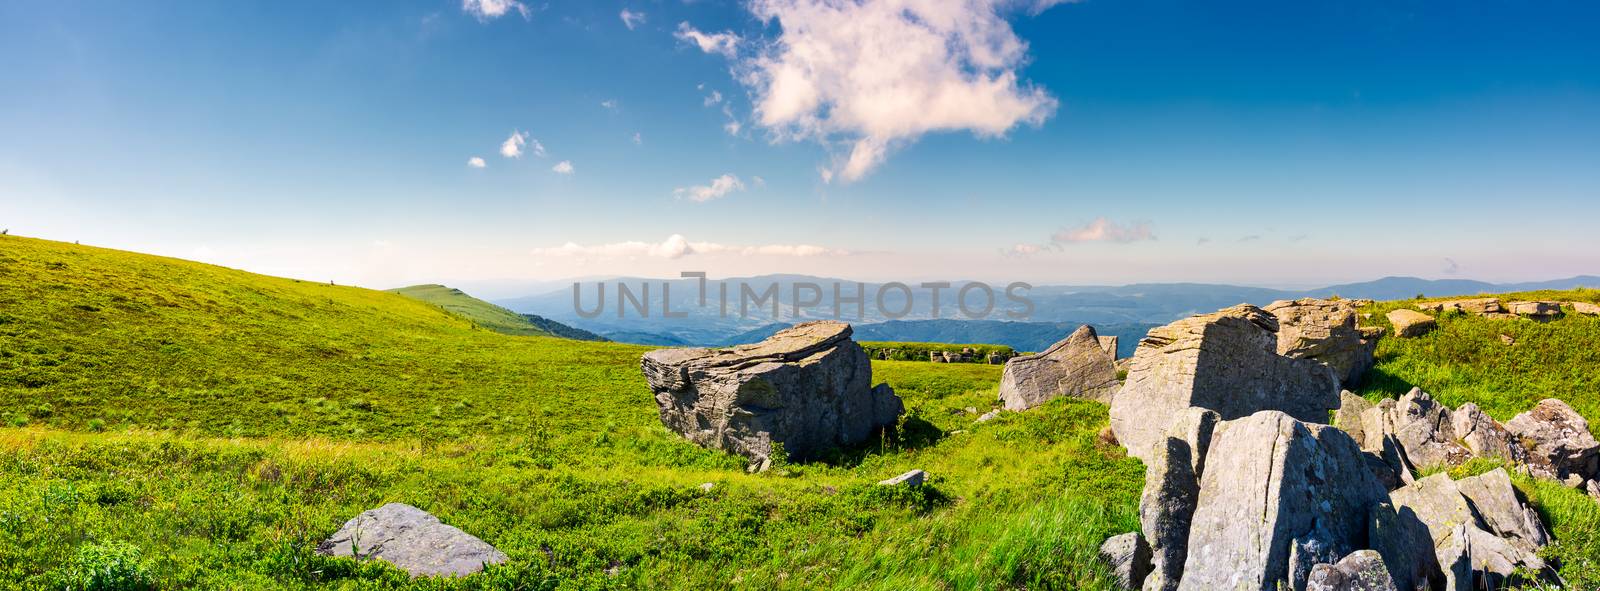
[3,0,1597,293]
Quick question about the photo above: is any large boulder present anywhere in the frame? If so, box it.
[1389,472,1553,589]
[317,503,506,577]
[1385,309,1436,338]
[1265,298,1379,387]
[997,325,1119,410]
[1110,305,1340,463]
[1506,398,1600,481]
[1450,402,1529,466]
[1508,301,1562,319]
[1571,301,1600,316]
[1176,411,1414,591]
[640,321,903,464]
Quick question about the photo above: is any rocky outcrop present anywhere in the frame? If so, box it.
[1571,301,1600,315]
[1451,402,1530,466]
[1384,309,1435,338]
[641,321,903,464]
[317,503,506,577]
[1099,532,1152,590]
[1416,298,1504,315]
[1098,335,1120,359]
[1265,298,1379,387]
[1138,408,1220,591]
[1506,398,1600,481]
[1110,305,1340,463]
[1389,471,1554,589]
[997,325,1119,410]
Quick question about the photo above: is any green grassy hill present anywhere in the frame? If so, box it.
[388,284,555,337]
[0,235,1594,589]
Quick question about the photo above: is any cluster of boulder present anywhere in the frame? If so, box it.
[1387,297,1600,339]
[640,321,904,468]
[1090,299,1600,590]
[928,347,1011,364]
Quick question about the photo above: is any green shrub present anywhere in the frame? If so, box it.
[54,542,155,591]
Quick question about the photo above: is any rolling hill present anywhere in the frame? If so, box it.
[389,283,605,341]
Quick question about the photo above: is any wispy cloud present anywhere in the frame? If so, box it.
[1443,257,1460,275]
[531,234,848,260]
[681,0,1060,183]
[619,8,646,30]
[462,0,529,21]
[467,156,486,168]
[703,89,723,106]
[675,22,740,58]
[1052,218,1155,244]
[1238,235,1262,242]
[552,160,574,174]
[600,99,618,110]
[674,174,745,203]
[500,131,527,158]
[632,132,643,145]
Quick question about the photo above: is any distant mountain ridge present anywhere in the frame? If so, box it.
[496,274,1599,348]
[389,284,606,342]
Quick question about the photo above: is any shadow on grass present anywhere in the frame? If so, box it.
[1353,363,1420,399]
[809,415,945,469]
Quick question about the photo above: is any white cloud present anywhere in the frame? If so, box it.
[675,22,740,58]
[552,160,575,174]
[467,156,487,168]
[1052,218,1154,244]
[724,120,743,135]
[704,89,724,106]
[600,99,618,110]
[674,174,746,203]
[529,137,546,157]
[632,132,643,145]
[690,0,1058,182]
[620,9,646,30]
[751,175,766,187]
[500,131,527,158]
[462,0,529,21]
[530,234,847,259]
[1006,243,1043,256]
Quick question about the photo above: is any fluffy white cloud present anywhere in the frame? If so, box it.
[552,160,575,174]
[704,89,724,106]
[531,234,848,259]
[674,174,746,203]
[675,22,740,58]
[462,0,529,21]
[686,0,1058,182]
[1052,218,1155,244]
[500,131,527,158]
[619,9,647,30]
[467,156,487,168]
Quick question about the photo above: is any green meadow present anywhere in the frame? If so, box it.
[0,234,1596,589]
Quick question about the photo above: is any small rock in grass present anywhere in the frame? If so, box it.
[317,503,505,578]
[698,482,715,492]
[1500,334,1515,346]
[878,469,926,487]
[1385,309,1436,338]
[975,409,1001,423]
[1098,532,1152,590]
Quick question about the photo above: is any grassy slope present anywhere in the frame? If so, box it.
[0,236,1140,590]
[388,284,554,338]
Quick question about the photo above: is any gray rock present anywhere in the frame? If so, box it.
[1305,550,1398,591]
[1139,408,1221,591]
[1389,473,1552,589]
[1110,305,1340,463]
[1450,403,1529,466]
[1335,391,1373,447]
[1508,301,1562,318]
[641,321,904,464]
[317,503,506,578]
[1571,301,1600,316]
[1416,298,1504,315]
[1455,469,1549,551]
[1365,501,1440,591]
[1385,309,1436,338]
[1098,335,1120,358]
[1506,398,1600,481]
[1387,388,1473,470]
[878,469,926,487]
[975,409,1001,423]
[997,325,1119,410]
[1266,298,1379,387]
[1177,411,1389,591]
[1099,532,1152,590]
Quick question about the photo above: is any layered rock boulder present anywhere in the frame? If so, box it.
[1264,298,1380,387]
[1416,298,1504,315]
[1385,309,1436,338]
[1509,301,1562,318]
[997,325,1119,410]
[317,503,506,577]
[640,321,903,464]
[1110,305,1340,463]
[1506,398,1600,481]
[1571,301,1600,316]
